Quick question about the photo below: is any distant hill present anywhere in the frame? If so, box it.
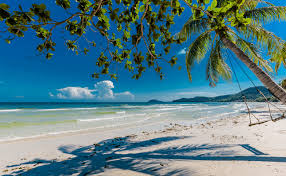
[147,99,165,103]
[173,86,279,102]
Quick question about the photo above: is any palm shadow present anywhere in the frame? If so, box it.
[4,135,286,176]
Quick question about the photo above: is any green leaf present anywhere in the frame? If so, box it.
[207,39,231,86]
[203,0,210,4]
[244,6,286,24]
[77,0,92,11]
[244,18,251,25]
[0,8,10,20]
[177,18,209,40]
[56,0,71,9]
[46,53,53,59]
[92,73,99,79]
[0,3,10,10]
[83,48,89,55]
[164,46,171,54]
[139,5,145,12]
[31,4,52,22]
[210,0,217,10]
[186,31,212,81]
[5,39,11,44]
[0,3,10,20]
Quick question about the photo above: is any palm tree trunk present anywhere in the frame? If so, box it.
[221,36,286,104]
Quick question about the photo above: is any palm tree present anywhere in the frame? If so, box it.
[178,0,286,103]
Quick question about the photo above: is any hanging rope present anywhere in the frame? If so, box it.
[229,50,286,121]
[226,49,286,125]
[226,50,261,125]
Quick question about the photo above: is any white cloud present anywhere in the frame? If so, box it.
[56,87,95,99]
[50,80,135,101]
[115,91,135,101]
[49,92,54,97]
[94,80,115,100]
[177,48,187,55]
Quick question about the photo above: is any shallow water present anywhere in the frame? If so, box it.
[0,102,273,141]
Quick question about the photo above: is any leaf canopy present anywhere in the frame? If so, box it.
[178,0,286,85]
[1,0,286,85]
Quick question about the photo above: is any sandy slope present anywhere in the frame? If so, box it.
[1,108,286,176]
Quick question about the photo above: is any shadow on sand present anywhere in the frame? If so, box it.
[4,136,286,176]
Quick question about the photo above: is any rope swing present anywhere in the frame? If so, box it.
[226,49,286,126]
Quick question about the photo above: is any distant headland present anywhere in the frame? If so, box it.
[148,86,278,103]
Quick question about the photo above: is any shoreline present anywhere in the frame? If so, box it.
[1,106,286,175]
[0,107,241,144]
[0,102,269,144]
[0,116,171,144]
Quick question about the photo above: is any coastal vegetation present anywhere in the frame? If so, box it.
[1,0,286,102]
[147,99,165,103]
[172,86,279,102]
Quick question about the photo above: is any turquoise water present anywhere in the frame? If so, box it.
[0,102,265,141]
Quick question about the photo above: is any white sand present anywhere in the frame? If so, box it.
[1,108,286,176]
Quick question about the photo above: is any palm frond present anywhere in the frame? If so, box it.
[244,6,286,24]
[235,37,273,72]
[242,0,274,10]
[236,24,286,60]
[186,30,212,81]
[217,0,273,9]
[271,42,286,72]
[177,18,210,41]
[207,39,232,87]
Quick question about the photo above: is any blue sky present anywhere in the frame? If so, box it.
[1,0,286,102]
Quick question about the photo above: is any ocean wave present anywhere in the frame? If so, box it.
[78,113,147,122]
[182,105,233,112]
[72,107,98,110]
[117,105,144,109]
[116,111,126,114]
[0,115,153,143]
[35,107,97,112]
[134,113,147,116]
[35,108,72,112]
[78,116,125,122]
[0,111,169,142]
[0,102,262,143]
[0,120,77,128]
[232,103,246,109]
[156,107,184,111]
[0,109,22,113]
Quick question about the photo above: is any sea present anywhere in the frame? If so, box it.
[0,102,276,142]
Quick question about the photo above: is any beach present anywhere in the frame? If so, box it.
[2,0,286,175]
[1,103,286,175]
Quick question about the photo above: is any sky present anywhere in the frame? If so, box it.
[1,0,286,102]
